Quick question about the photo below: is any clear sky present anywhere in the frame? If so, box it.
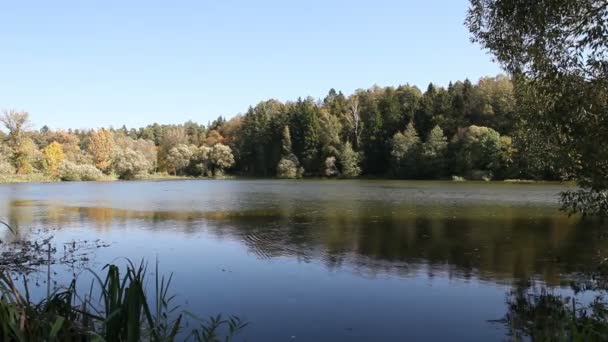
[0,0,501,130]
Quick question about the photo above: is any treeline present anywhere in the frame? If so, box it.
[0,74,559,181]
[0,115,234,181]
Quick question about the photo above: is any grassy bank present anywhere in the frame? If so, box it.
[0,173,198,184]
[0,173,56,184]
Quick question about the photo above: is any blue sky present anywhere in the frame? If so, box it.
[0,0,501,130]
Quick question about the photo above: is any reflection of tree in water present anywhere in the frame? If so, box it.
[502,263,608,341]
[6,200,608,284]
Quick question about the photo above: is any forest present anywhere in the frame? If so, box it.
[0,74,560,182]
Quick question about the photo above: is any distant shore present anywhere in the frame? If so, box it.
[0,173,193,184]
[0,173,571,185]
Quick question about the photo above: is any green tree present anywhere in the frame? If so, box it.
[209,143,235,176]
[289,98,320,173]
[166,144,196,176]
[360,91,386,174]
[414,84,438,138]
[115,136,157,172]
[0,142,15,174]
[112,148,152,180]
[451,125,502,179]
[339,142,361,178]
[276,125,302,178]
[0,109,32,173]
[467,0,608,215]
[420,125,448,178]
[159,127,188,171]
[390,123,420,178]
[239,100,285,176]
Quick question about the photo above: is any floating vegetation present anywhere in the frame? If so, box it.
[0,225,109,274]
[0,220,247,341]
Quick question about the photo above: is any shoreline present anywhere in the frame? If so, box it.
[0,174,574,185]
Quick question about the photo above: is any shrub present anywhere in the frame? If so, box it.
[113,148,152,180]
[339,142,361,178]
[277,158,298,179]
[0,156,15,174]
[324,156,339,177]
[166,144,196,175]
[58,161,103,181]
[209,143,235,176]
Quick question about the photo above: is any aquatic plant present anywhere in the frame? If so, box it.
[0,260,247,341]
[502,286,608,341]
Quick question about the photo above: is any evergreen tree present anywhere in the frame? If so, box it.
[360,93,386,174]
[289,98,320,174]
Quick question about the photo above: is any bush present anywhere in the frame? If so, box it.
[324,156,339,177]
[0,159,15,174]
[209,143,235,176]
[339,142,361,178]
[470,169,493,181]
[58,161,103,181]
[277,158,298,179]
[112,148,152,180]
[166,144,196,175]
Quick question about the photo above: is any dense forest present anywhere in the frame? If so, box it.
[0,74,561,182]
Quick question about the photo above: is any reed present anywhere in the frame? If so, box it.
[0,260,246,341]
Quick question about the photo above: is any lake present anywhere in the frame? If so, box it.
[0,180,605,341]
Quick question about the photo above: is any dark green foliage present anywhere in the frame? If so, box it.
[360,91,387,174]
[288,98,321,174]
[467,0,608,215]
[419,125,448,178]
[449,125,503,180]
[238,100,286,176]
[561,190,608,218]
[390,123,420,178]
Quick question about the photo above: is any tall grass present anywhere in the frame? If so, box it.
[0,260,247,341]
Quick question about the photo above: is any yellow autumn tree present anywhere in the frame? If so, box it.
[42,141,65,177]
[88,129,115,172]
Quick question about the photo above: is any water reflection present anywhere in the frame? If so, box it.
[1,181,606,341]
[3,198,606,286]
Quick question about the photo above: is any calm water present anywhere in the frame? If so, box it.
[0,180,606,341]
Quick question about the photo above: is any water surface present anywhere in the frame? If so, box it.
[0,180,604,341]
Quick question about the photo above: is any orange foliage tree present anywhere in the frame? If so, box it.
[88,129,115,172]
